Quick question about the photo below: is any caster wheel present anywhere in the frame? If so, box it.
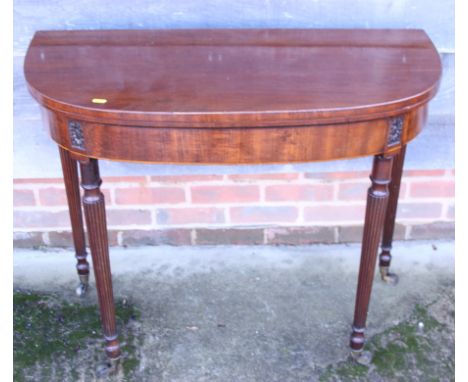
[350,350,372,366]
[380,266,399,285]
[75,283,89,296]
[75,274,89,296]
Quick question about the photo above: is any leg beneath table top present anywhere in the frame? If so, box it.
[350,154,394,364]
[59,146,90,296]
[379,145,407,285]
[79,158,121,361]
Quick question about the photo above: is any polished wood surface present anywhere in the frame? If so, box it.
[25,29,440,127]
[24,29,442,366]
[25,29,440,164]
[350,154,393,356]
[379,145,407,283]
[59,147,89,281]
[44,106,425,164]
[79,158,121,360]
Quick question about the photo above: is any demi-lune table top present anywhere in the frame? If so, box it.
[24,29,441,128]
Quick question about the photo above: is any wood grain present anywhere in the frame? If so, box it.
[25,29,441,128]
[380,145,407,268]
[350,154,394,352]
[59,146,89,277]
[45,106,426,164]
[79,159,121,359]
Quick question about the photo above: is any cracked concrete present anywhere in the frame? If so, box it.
[13,240,454,381]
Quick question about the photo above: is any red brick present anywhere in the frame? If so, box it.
[409,180,454,198]
[230,206,298,224]
[47,230,119,247]
[151,175,223,183]
[14,210,71,228]
[266,184,333,202]
[156,208,224,225]
[338,182,408,201]
[13,231,44,248]
[337,182,369,201]
[38,187,67,206]
[106,209,152,226]
[409,222,454,240]
[265,226,335,244]
[100,189,113,205]
[191,185,259,204]
[14,189,36,206]
[196,228,264,245]
[228,173,299,181]
[47,230,79,247]
[396,203,443,219]
[338,223,405,243]
[115,187,185,204]
[13,178,62,184]
[38,187,111,206]
[120,229,192,246]
[102,176,147,183]
[403,169,446,177]
[305,171,369,181]
[304,204,365,223]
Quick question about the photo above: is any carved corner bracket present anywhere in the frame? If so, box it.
[68,120,85,150]
[387,116,404,147]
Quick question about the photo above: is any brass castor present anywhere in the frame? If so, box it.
[379,266,399,285]
[350,350,372,366]
[75,274,90,296]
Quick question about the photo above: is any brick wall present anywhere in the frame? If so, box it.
[13,169,454,248]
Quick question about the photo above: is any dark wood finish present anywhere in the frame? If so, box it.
[24,29,441,129]
[45,106,426,164]
[350,154,394,355]
[379,145,407,281]
[59,146,89,281]
[25,29,439,164]
[24,29,442,363]
[79,158,121,359]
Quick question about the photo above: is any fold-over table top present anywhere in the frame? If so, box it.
[24,29,441,128]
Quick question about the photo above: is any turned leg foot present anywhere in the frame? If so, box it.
[350,327,372,365]
[80,158,121,360]
[379,145,406,285]
[350,349,373,365]
[59,147,90,295]
[379,267,399,285]
[379,246,399,285]
[76,274,90,296]
[350,154,394,360]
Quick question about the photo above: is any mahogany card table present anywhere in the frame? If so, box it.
[24,29,441,366]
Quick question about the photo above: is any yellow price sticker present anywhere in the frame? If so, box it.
[91,98,108,104]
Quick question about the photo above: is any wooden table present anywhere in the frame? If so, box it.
[24,29,441,366]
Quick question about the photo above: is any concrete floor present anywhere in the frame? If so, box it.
[13,241,454,381]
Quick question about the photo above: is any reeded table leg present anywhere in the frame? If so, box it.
[79,158,121,361]
[350,154,394,364]
[379,145,406,285]
[59,146,90,296]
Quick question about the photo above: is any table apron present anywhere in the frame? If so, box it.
[45,106,426,164]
